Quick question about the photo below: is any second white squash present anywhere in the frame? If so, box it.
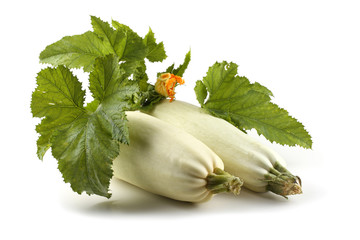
[112,111,242,203]
[145,100,302,197]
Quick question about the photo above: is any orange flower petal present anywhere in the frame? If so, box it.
[160,73,171,80]
[154,73,185,102]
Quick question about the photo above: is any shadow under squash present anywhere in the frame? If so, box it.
[85,179,199,215]
[63,177,311,216]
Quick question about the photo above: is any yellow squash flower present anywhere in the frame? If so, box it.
[155,73,185,102]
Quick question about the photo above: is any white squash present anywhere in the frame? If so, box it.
[146,100,302,197]
[112,111,243,203]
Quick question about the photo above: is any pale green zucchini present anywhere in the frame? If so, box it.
[112,111,243,203]
[146,100,302,197]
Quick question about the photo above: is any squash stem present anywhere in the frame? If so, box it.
[265,162,302,198]
[206,168,243,195]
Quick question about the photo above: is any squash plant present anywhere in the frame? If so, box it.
[31,16,312,201]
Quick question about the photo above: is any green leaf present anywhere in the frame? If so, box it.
[31,66,86,159]
[89,54,127,101]
[111,20,148,61]
[163,50,191,77]
[165,63,175,74]
[35,112,85,160]
[143,27,167,62]
[85,99,100,114]
[39,31,112,72]
[91,16,117,48]
[194,80,207,106]
[51,84,140,198]
[132,60,149,92]
[88,54,141,142]
[172,50,191,77]
[252,82,274,97]
[196,61,312,149]
[100,83,140,144]
[40,17,149,72]
[31,66,85,117]
[119,60,149,93]
[32,55,141,197]
[51,112,118,198]
[35,132,51,160]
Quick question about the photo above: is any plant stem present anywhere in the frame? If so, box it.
[206,168,243,195]
[265,162,302,198]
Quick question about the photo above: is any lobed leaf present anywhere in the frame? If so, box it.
[89,54,126,101]
[51,112,118,198]
[194,80,207,105]
[196,61,312,149]
[143,27,167,62]
[40,16,153,72]
[51,83,139,198]
[31,66,86,159]
[32,52,140,197]
[111,20,148,61]
[39,31,112,72]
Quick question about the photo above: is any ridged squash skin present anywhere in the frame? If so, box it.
[147,100,288,193]
[112,111,225,203]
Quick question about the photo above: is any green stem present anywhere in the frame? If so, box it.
[265,162,302,198]
[206,168,243,195]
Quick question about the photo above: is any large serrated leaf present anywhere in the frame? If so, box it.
[196,61,312,149]
[39,31,112,72]
[31,66,86,159]
[32,52,140,197]
[51,112,118,198]
[51,83,140,198]
[40,17,150,72]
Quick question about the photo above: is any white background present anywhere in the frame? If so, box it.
[1,0,359,239]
